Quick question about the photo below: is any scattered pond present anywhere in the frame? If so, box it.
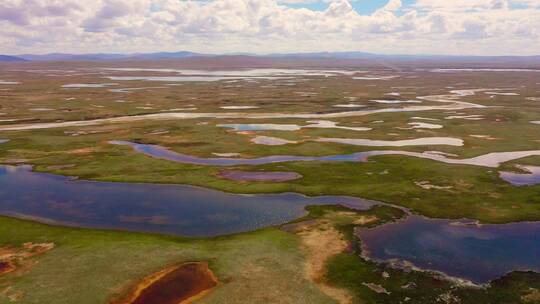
[356,215,540,284]
[316,137,463,147]
[430,68,540,73]
[500,165,540,186]
[404,122,443,129]
[103,68,363,77]
[62,83,118,88]
[353,76,398,80]
[0,88,489,131]
[219,120,371,132]
[220,106,259,110]
[218,123,301,131]
[251,136,297,146]
[333,103,366,108]
[371,99,421,104]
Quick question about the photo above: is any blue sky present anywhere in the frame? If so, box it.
[283,0,415,15]
[1,0,539,55]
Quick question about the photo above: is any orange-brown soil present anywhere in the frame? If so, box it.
[287,219,353,304]
[117,262,218,304]
[0,242,54,276]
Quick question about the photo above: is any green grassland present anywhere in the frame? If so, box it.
[1,205,539,304]
[1,64,540,303]
[2,116,540,223]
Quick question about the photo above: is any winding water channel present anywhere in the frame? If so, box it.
[1,140,540,284]
[110,140,540,168]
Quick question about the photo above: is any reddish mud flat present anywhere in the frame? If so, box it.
[121,262,218,304]
[218,169,302,182]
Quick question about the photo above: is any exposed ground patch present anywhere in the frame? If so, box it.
[0,242,54,276]
[116,262,218,304]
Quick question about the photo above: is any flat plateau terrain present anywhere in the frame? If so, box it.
[1,59,540,303]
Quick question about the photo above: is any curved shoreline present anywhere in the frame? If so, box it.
[354,213,540,285]
[0,163,539,286]
[110,140,540,168]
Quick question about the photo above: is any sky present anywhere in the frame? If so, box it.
[0,0,539,56]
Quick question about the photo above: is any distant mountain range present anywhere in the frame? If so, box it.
[0,51,539,63]
[12,51,202,61]
[0,55,27,62]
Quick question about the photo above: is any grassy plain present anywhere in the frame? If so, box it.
[1,61,540,303]
[1,205,539,304]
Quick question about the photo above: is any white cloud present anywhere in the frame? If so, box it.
[0,0,538,55]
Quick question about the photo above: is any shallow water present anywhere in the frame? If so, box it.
[106,76,273,82]
[316,137,463,147]
[3,135,540,282]
[430,68,540,73]
[485,92,519,96]
[218,123,301,131]
[108,86,166,93]
[353,76,398,80]
[356,215,540,284]
[103,68,363,77]
[333,103,365,108]
[110,140,540,168]
[220,106,259,109]
[371,99,421,104]
[405,122,443,129]
[62,83,118,88]
[0,88,488,131]
[445,115,484,120]
[251,136,297,146]
[0,165,373,237]
[219,121,371,132]
[499,165,540,186]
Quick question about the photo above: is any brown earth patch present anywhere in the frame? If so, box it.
[68,147,97,154]
[116,262,218,304]
[353,215,378,226]
[0,242,55,276]
[295,220,353,304]
[523,288,540,303]
[0,261,15,275]
[332,211,378,226]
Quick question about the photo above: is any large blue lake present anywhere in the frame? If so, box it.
[0,165,373,237]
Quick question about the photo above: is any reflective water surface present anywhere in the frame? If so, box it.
[500,165,540,186]
[356,215,540,284]
[110,140,540,168]
[0,165,372,237]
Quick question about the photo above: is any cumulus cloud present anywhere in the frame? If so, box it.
[0,0,538,55]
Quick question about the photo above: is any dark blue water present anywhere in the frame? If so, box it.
[2,140,540,283]
[500,166,540,186]
[356,215,540,284]
[0,165,373,237]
